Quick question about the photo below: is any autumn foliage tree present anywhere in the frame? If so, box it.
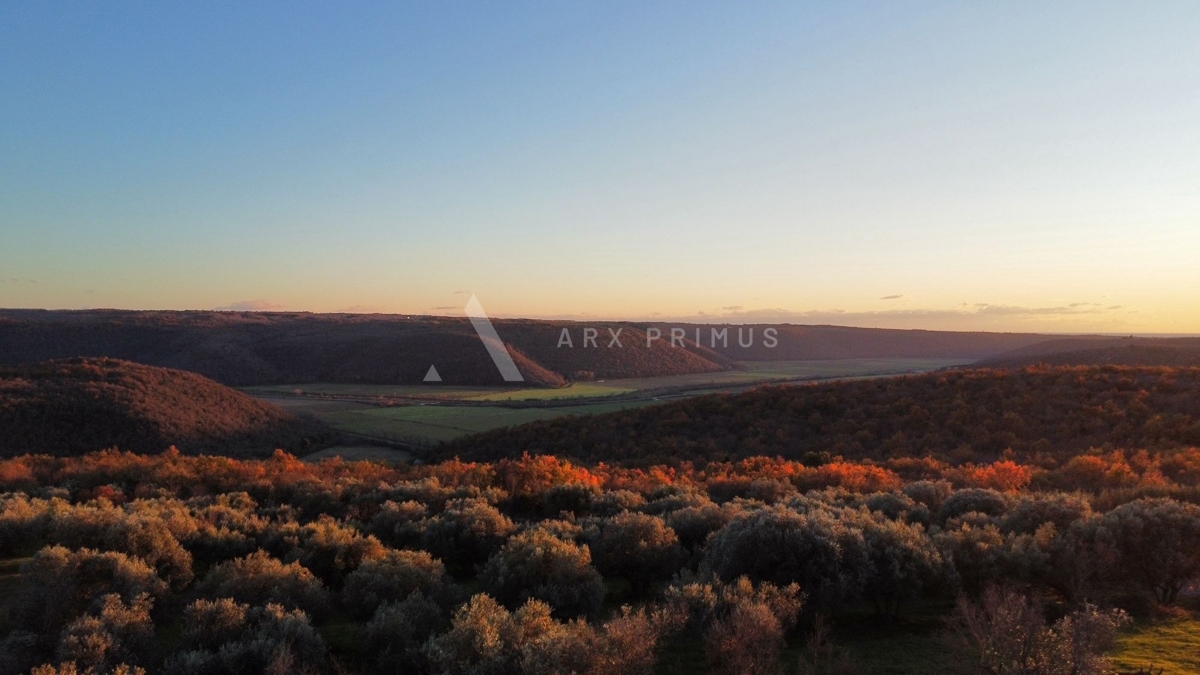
[479,530,606,618]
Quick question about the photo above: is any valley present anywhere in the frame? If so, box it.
[246,357,970,451]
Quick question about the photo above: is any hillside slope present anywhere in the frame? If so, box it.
[7,309,1189,388]
[979,337,1200,368]
[0,358,331,457]
[666,323,1055,361]
[438,365,1200,464]
[0,310,722,386]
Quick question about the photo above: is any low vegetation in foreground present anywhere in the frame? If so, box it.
[2,447,1199,675]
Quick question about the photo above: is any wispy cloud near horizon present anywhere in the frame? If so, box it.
[214,300,285,312]
[507,301,1139,333]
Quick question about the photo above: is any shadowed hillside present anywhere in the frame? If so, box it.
[0,310,571,387]
[6,310,1193,388]
[499,322,734,379]
[662,323,1055,360]
[437,365,1200,465]
[0,310,722,386]
[0,358,332,457]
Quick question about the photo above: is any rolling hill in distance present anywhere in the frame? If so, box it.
[3,309,1187,388]
[0,357,331,458]
[977,336,1200,368]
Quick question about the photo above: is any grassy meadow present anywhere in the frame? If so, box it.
[320,399,662,445]
[1109,617,1200,675]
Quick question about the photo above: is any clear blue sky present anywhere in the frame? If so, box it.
[2,2,1198,332]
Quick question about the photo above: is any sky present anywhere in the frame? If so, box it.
[1,2,1198,333]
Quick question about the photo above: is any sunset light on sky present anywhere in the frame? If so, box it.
[2,2,1198,332]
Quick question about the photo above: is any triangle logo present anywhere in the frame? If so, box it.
[423,365,442,382]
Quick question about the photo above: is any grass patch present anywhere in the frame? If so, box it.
[839,629,953,674]
[319,612,368,672]
[1110,617,1200,675]
[825,603,955,675]
[243,383,512,400]
[656,634,707,675]
[323,400,662,444]
[0,557,31,634]
[302,446,413,463]
[0,557,30,603]
[468,383,634,401]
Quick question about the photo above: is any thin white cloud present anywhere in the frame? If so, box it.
[977,304,1103,316]
[880,294,903,300]
[214,300,285,311]
[608,302,1129,331]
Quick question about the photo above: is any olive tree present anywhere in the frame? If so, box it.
[195,550,330,617]
[19,546,168,638]
[1099,497,1200,603]
[704,505,869,607]
[479,529,605,618]
[591,512,684,597]
[419,498,516,576]
[341,548,449,619]
[163,601,328,675]
[54,593,155,674]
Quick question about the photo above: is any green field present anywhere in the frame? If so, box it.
[604,358,970,391]
[301,445,413,463]
[249,358,969,449]
[242,383,505,400]
[321,399,661,445]
[467,382,635,401]
[1110,617,1200,675]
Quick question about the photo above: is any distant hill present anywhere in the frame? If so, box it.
[978,337,1200,368]
[437,365,1200,465]
[0,358,331,457]
[0,309,1039,387]
[660,323,1055,361]
[6,309,1192,387]
[0,310,728,386]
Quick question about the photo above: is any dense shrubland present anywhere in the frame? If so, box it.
[1,447,1198,674]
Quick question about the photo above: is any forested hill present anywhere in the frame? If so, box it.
[0,308,1099,387]
[0,358,330,457]
[672,323,1053,361]
[0,310,725,386]
[977,337,1200,368]
[440,365,1200,465]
